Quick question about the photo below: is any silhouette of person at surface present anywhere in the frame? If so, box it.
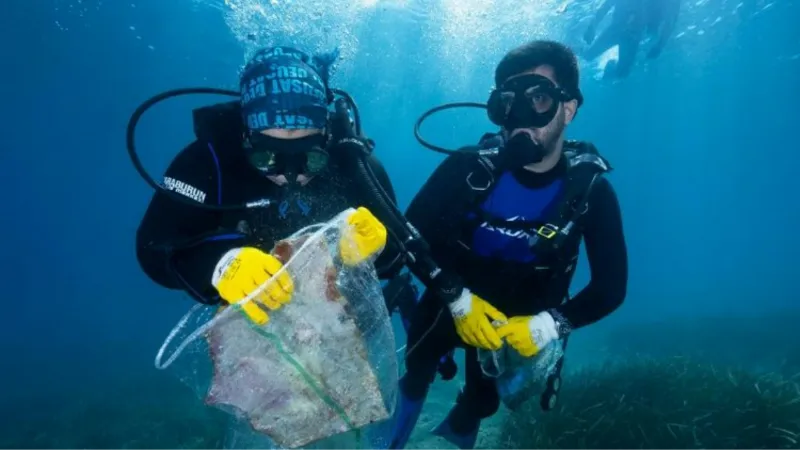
[583,0,681,79]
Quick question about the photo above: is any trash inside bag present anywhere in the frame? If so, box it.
[478,339,563,410]
[155,208,398,449]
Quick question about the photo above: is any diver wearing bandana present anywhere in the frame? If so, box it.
[135,47,423,327]
[390,41,629,449]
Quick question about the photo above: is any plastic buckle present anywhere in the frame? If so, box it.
[536,224,558,239]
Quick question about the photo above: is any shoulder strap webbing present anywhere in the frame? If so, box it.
[528,140,611,254]
[445,138,612,254]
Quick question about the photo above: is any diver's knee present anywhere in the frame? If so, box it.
[437,353,458,381]
[477,395,500,419]
[460,388,500,419]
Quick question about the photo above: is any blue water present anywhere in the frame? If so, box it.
[1,0,798,448]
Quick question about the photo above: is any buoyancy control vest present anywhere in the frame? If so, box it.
[441,133,612,315]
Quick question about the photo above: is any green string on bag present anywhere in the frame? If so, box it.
[240,308,363,447]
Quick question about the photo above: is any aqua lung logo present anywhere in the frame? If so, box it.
[480,216,531,240]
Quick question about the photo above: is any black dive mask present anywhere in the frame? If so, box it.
[487,74,572,167]
[487,74,570,130]
[244,133,329,179]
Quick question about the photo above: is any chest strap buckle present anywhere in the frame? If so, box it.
[536,224,559,239]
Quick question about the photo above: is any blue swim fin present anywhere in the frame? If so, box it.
[431,406,480,449]
[389,387,424,449]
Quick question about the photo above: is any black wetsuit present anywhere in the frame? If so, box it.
[136,101,405,306]
[400,141,628,428]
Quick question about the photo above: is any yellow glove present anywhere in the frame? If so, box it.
[211,247,294,325]
[447,290,508,350]
[339,207,387,266]
[496,312,560,358]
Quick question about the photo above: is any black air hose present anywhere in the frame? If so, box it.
[349,150,462,303]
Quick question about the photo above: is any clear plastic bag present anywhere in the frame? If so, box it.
[478,339,564,410]
[155,208,398,448]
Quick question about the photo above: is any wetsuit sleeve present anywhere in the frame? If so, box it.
[405,154,467,257]
[555,177,628,329]
[364,154,405,279]
[136,141,238,301]
[404,153,480,299]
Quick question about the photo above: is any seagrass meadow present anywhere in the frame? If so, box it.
[495,312,800,449]
[2,311,798,449]
[499,357,800,449]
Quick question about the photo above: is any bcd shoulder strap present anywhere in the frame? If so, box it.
[455,137,612,251]
[528,140,612,253]
[459,133,505,208]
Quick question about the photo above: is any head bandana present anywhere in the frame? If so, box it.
[239,47,329,133]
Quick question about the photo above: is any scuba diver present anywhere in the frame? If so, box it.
[583,0,681,79]
[389,40,629,449]
[134,46,425,330]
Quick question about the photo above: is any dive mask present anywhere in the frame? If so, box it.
[244,133,329,177]
[487,74,571,130]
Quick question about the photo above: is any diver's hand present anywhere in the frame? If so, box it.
[448,290,507,350]
[340,207,387,266]
[583,25,596,44]
[211,247,294,325]
[496,312,560,358]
